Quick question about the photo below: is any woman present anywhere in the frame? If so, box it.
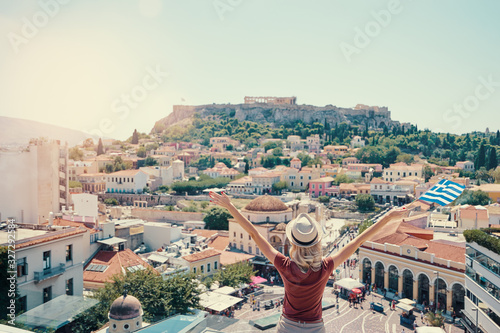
[209,191,406,333]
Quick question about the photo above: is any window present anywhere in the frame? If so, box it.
[312,184,315,189]
[17,258,28,277]
[266,216,270,222]
[43,251,51,270]
[233,232,236,237]
[201,265,204,274]
[240,244,244,251]
[193,267,196,273]
[19,296,27,313]
[240,233,243,239]
[124,324,129,330]
[248,235,251,240]
[256,247,260,255]
[43,286,52,303]
[249,246,252,254]
[66,278,74,296]
[207,263,211,272]
[319,184,322,189]
[90,233,98,243]
[66,245,72,261]
[214,261,218,270]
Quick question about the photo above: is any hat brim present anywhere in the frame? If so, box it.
[286,213,322,248]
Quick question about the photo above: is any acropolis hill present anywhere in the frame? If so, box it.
[152,96,401,133]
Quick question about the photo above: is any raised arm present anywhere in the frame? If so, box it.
[209,192,279,264]
[330,207,407,268]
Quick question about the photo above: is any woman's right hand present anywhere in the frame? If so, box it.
[209,191,233,211]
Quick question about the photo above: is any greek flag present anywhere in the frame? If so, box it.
[419,179,466,206]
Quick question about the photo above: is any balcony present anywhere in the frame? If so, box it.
[34,263,65,283]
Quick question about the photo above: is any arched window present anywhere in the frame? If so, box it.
[362,259,372,284]
[402,269,413,300]
[452,284,465,313]
[418,274,429,305]
[375,262,384,290]
[388,265,399,292]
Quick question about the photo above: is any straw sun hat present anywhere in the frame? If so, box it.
[286,213,322,247]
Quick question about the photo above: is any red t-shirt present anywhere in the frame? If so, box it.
[273,252,335,321]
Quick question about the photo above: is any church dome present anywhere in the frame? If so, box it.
[109,295,142,320]
[243,195,290,212]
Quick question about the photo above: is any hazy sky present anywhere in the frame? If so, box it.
[1,0,499,140]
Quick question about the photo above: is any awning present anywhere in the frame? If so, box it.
[213,286,236,295]
[97,237,127,245]
[16,295,98,330]
[148,253,169,263]
[198,291,243,312]
[251,276,267,284]
[334,278,364,290]
[396,302,415,312]
[398,298,416,306]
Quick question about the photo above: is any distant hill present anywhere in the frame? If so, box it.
[0,116,91,146]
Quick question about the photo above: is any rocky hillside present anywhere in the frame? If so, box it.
[152,102,398,134]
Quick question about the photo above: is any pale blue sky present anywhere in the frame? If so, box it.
[1,0,499,140]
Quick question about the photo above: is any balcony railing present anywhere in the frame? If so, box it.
[34,263,65,283]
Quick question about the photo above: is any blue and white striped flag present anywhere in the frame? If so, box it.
[419,179,466,206]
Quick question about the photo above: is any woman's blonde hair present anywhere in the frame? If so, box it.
[289,242,323,273]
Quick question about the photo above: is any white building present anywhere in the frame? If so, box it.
[0,139,69,224]
[106,169,148,194]
[455,161,475,172]
[383,163,424,182]
[140,159,184,187]
[72,193,98,218]
[143,222,182,251]
[306,134,320,153]
[1,224,89,312]
[463,233,500,333]
[350,136,365,148]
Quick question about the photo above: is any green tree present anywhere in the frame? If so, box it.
[455,190,491,206]
[144,156,158,166]
[487,146,498,170]
[71,269,200,333]
[396,153,414,164]
[69,181,82,188]
[96,138,104,155]
[355,194,375,212]
[203,207,231,230]
[131,129,139,144]
[333,174,353,185]
[384,147,401,165]
[104,198,119,206]
[272,181,288,194]
[475,142,486,169]
[137,147,147,158]
[424,311,445,327]
[423,165,434,182]
[226,144,233,151]
[318,196,330,203]
[69,146,84,161]
[212,261,256,288]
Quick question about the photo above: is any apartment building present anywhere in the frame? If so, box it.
[463,232,500,332]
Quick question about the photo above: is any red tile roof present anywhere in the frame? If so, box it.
[83,249,155,284]
[219,251,255,266]
[209,236,229,251]
[182,249,221,263]
[191,229,219,239]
